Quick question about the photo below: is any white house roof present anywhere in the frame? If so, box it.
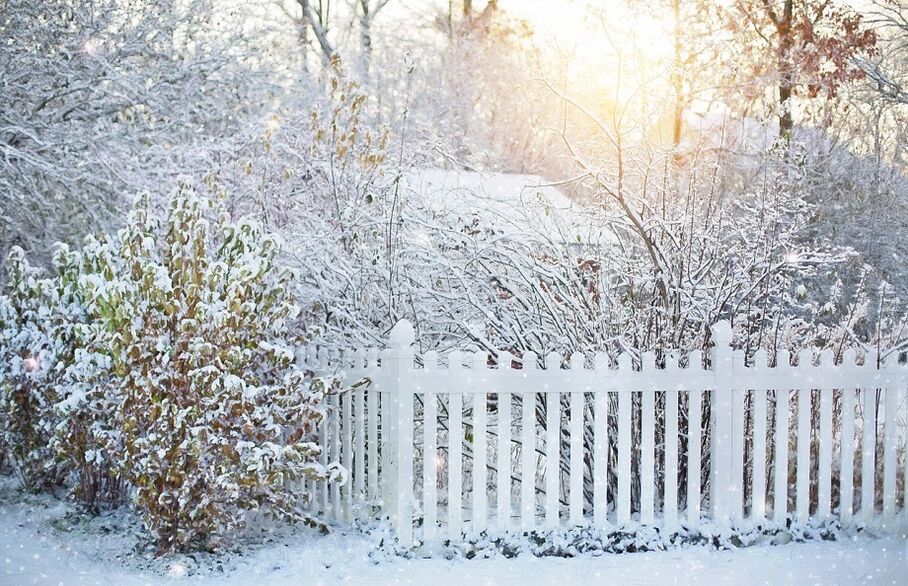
[403,168,608,246]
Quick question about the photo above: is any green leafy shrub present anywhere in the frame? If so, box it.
[0,244,124,506]
[0,246,72,490]
[79,192,342,552]
[0,190,341,551]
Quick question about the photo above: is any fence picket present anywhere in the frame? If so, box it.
[423,351,439,541]
[617,353,632,525]
[593,353,609,528]
[730,349,746,522]
[303,319,905,545]
[773,353,792,524]
[521,352,538,531]
[496,354,513,531]
[473,387,488,535]
[448,351,464,541]
[861,370,876,523]
[751,350,768,522]
[331,393,342,521]
[388,322,415,545]
[569,353,585,526]
[711,322,734,525]
[664,384,679,528]
[840,350,857,523]
[545,352,560,529]
[380,357,392,516]
[817,351,834,521]
[882,364,897,522]
[795,350,813,524]
[496,388,512,530]
[352,350,366,507]
[641,351,656,525]
[367,349,379,501]
[354,388,365,508]
[687,351,703,524]
[904,382,908,524]
[342,390,353,522]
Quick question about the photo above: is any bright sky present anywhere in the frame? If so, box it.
[500,0,675,59]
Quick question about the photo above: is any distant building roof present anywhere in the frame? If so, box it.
[403,168,608,246]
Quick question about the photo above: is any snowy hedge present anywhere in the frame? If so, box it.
[0,191,343,552]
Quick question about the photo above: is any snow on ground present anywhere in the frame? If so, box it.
[1,477,906,586]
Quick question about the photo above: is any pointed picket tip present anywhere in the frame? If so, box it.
[711,320,733,346]
[593,351,610,370]
[495,350,514,370]
[389,319,416,348]
[779,349,794,368]
[522,351,538,370]
[638,351,655,371]
[842,348,857,367]
[570,352,585,370]
[753,348,769,368]
[617,352,633,371]
[798,348,814,368]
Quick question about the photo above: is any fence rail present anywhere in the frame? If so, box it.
[299,320,908,547]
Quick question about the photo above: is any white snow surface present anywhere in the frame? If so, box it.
[1,477,906,586]
[403,168,610,245]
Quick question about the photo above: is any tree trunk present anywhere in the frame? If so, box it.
[299,0,336,63]
[298,0,311,73]
[359,0,373,80]
[671,0,683,161]
[779,79,793,138]
[777,0,794,139]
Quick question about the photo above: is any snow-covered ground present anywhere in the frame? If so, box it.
[1,477,905,586]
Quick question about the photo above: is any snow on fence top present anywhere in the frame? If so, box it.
[298,320,908,548]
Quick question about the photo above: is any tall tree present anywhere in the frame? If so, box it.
[357,0,394,78]
[730,0,878,137]
[299,0,337,63]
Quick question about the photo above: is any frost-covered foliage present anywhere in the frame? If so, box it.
[222,66,908,364]
[73,192,343,552]
[0,191,343,552]
[0,0,275,279]
[0,247,69,490]
[0,244,112,495]
[0,243,125,508]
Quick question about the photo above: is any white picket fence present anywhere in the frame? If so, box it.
[298,320,908,547]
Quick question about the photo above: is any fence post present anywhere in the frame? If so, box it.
[711,321,734,526]
[384,319,416,546]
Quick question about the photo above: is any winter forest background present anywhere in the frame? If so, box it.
[2,0,908,579]
[0,0,908,352]
[4,0,908,358]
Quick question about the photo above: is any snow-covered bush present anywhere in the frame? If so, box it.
[47,241,125,510]
[77,191,342,552]
[0,247,75,490]
[0,243,125,506]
